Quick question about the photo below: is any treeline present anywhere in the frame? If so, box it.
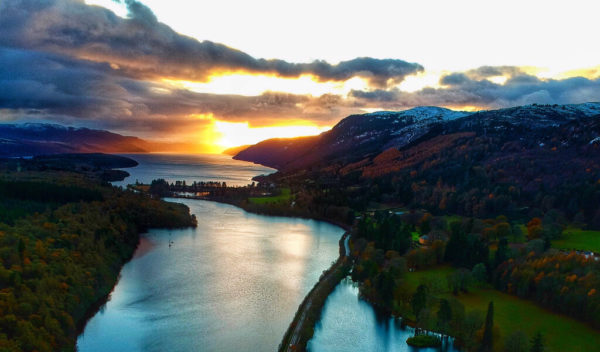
[348,211,598,350]
[207,187,355,227]
[494,251,600,328]
[0,173,196,351]
[356,213,412,254]
[363,164,600,228]
[350,237,493,351]
[0,180,102,204]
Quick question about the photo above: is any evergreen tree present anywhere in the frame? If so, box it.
[494,237,509,268]
[472,263,488,284]
[445,221,467,264]
[530,332,544,352]
[480,301,494,352]
[376,270,395,305]
[149,178,171,197]
[437,298,452,336]
[504,330,528,352]
[412,284,428,319]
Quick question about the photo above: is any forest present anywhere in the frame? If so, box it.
[346,210,599,351]
[0,170,196,351]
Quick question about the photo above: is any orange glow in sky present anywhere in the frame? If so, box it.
[213,120,329,149]
[164,74,368,97]
[76,0,600,154]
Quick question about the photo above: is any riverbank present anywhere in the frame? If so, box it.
[181,194,353,233]
[0,170,196,351]
[172,194,355,351]
[75,238,155,337]
[279,231,352,352]
[77,198,345,351]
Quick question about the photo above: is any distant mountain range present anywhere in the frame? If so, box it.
[0,123,204,157]
[234,103,600,174]
[0,123,150,157]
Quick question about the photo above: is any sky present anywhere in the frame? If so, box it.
[1,0,599,152]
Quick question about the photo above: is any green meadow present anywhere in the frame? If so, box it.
[248,187,292,204]
[552,228,600,253]
[404,266,600,352]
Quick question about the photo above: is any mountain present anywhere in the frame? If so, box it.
[234,103,600,174]
[235,103,600,223]
[0,123,150,157]
[234,106,472,170]
[222,144,252,156]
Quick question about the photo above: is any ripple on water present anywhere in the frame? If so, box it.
[77,199,344,352]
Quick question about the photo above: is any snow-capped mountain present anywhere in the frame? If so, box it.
[234,102,600,172]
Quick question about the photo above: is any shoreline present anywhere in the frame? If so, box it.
[75,237,158,342]
[75,194,350,350]
[74,233,140,343]
[184,195,352,232]
[279,231,352,352]
[173,195,354,352]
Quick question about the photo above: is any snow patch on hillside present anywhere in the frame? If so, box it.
[364,106,471,122]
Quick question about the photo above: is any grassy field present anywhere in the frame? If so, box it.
[248,188,291,205]
[552,228,600,253]
[404,266,600,352]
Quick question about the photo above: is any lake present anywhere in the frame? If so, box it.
[112,153,275,187]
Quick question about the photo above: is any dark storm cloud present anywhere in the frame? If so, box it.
[440,66,529,87]
[0,47,127,116]
[301,58,424,87]
[439,73,469,86]
[2,41,598,137]
[0,0,598,138]
[351,72,600,109]
[0,0,422,87]
[465,66,524,80]
[0,46,357,133]
[349,89,400,102]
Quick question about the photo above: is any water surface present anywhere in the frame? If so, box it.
[81,153,451,352]
[113,153,275,187]
[77,199,343,352]
[308,278,458,352]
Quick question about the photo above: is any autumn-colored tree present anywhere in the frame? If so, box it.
[0,173,196,351]
[526,218,543,240]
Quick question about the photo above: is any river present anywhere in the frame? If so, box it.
[78,153,458,351]
[307,278,459,352]
[77,199,344,351]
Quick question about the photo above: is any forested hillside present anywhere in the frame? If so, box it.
[0,170,196,351]
[242,103,600,227]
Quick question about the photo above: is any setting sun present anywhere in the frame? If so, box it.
[3,1,600,352]
[213,120,330,149]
